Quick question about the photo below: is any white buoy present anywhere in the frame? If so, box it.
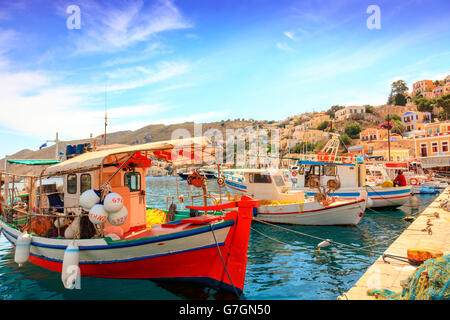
[103,192,124,213]
[54,216,67,228]
[61,241,80,289]
[317,239,332,249]
[88,204,108,224]
[64,217,80,239]
[79,190,100,210]
[14,232,32,267]
[107,206,128,226]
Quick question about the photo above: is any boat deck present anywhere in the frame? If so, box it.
[343,187,450,300]
[124,214,228,240]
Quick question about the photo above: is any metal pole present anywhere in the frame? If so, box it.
[4,155,9,205]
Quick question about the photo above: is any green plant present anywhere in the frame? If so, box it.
[344,123,362,139]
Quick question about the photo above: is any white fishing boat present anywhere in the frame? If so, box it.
[222,169,366,226]
[366,162,443,195]
[280,134,411,208]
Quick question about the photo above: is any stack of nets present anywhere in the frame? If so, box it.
[146,208,167,228]
[368,255,450,300]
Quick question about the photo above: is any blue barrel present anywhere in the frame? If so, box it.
[66,145,76,158]
[76,144,84,154]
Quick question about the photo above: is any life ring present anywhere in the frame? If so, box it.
[291,170,298,177]
[342,153,354,164]
[217,177,225,186]
[409,178,418,185]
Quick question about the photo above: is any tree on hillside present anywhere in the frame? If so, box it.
[391,80,409,95]
[339,134,351,149]
[291,142,316,154]
[344,123,362,139]
[384,114,401,121]
[391,120,405,136]
[436,94,450,120]
[325,105,345,119]
[388,80,409,105]
[415,97,433,113]
[394,93,407,106]
[364,105,375,113]
[317,120,329,131]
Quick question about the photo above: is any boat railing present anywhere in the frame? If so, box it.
[0,201,96,238]
[146,189,228,211]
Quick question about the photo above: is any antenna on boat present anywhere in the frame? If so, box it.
[46,132,60,160]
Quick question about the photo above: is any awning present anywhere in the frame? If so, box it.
[43,136,214,176]
[7,159,61,165]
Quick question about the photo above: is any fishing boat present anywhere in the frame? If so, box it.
[177,168,216,181]
[0,137,259,296]
[366,162,443,195]
[282,134,411,208]
[222,169,366,226]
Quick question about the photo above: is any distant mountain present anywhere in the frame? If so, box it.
[0,119,259,177]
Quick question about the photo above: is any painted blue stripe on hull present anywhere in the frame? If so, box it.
[225,180,247,190]
[368,189,411,196]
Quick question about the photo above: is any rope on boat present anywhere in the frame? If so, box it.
[252,219,412,264]
[209,224,239,297]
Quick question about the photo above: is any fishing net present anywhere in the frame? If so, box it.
[368,255,450,300]
[146,208,167,228]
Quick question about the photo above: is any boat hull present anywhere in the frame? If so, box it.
[0,200,257,295]
[365,186,411,208]
[254,199,366,226]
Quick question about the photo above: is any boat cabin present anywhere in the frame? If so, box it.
[292,161,366,189]
[223,169,305,202]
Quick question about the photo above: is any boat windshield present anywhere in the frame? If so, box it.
[249,173,272,183]
[273,175,285,187]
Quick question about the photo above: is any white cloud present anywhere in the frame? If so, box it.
[276,42,294,52]
[283,31,296,41]
[71,0,192,54]
[0,60,189,139]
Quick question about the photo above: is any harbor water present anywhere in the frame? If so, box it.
[0,176,439,300]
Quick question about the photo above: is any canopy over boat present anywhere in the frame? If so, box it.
[42,136,214,177]
[7,159,61,165]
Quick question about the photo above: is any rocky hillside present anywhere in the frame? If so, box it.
[0,119,259,176]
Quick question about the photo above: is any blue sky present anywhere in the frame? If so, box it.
[0,0,449,158]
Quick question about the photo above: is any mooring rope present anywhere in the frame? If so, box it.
[253,219,411,263]
[209,224,240,297]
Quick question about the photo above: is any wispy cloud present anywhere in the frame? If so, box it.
[68,0,192,54]
[283,31,296,41]
[276,42,294,52]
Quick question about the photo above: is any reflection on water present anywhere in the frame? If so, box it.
[0,176,438,300]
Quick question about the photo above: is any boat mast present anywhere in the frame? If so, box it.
[46,132,60,160]
[387,105,391,162]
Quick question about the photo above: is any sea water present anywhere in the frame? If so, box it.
[0,176,438,300]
